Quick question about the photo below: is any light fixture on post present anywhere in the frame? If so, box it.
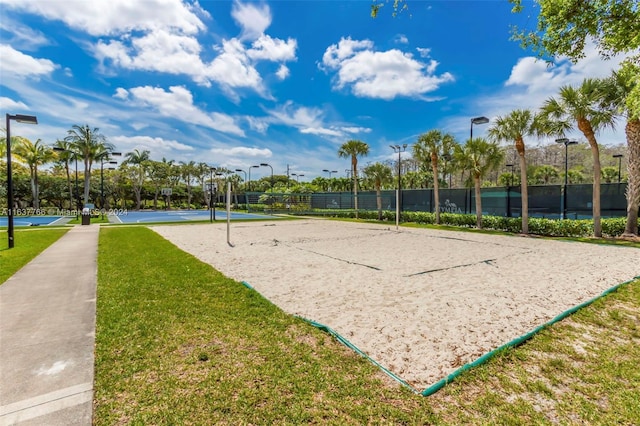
[5,113,38,249]
[323,169,338,191]
[556,138,578,219]
[260,163,273,189]
[100,152,121,219]
[390,144,408,230]
[470,116,489,142]
[613,154,623,184]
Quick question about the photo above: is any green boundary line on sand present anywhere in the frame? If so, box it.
[242,275,640,396]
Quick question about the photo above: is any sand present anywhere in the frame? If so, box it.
[151,219,640,390]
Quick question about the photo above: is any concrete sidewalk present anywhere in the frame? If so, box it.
[0,225,99,425]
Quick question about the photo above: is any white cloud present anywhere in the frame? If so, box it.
[247,34,297,61]
[0,44,58,78]
[244,116,270,133]
[231,0,271,40]
[126,85,245,136]
[111,135,194,161]
[266,101,371,139]
[211,146,272,157]
[0,97,29,111]
[113,88,129,100]
[320,37,454,100]
[207,38,264,93]
[395,34,409,44]
[340,126,372,134]
[416,47,431,58]
[0,20,49,50]
[1,0,205,36]
[275,64,290,80]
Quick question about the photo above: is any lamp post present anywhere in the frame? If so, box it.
[323,169,338,192]
[260,163,273,189]
[5,113,38,249]
[470,116,489,141]
[556,138,578,219]
[613,154,623,183]
[209,167,216,222]
[390,144,408,228]
[100,152,121,219]
[291,173,304,182]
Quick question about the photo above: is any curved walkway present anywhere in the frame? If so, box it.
[0,225,99,425]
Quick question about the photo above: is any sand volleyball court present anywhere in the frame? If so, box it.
[152,219,640,390]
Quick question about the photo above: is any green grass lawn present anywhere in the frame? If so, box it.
[95,226,640,424]
[0,228,69,284]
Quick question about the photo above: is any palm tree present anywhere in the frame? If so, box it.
[123,149,151,210]
[602,64,640,236]
[488,109,541,234]
[455,138,504,228]
[540,78,616,237]
[363,162,393,220]
[65,124,114,207]
[179,160,197,209]
[532,165,560,184]
[413,130,457,224]
[12,138,55,209]
[52,139,76,209]
[338,139,369,218]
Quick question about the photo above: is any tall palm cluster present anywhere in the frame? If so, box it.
[337,72,638,237]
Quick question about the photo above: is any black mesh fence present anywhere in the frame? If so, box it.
[244,183,631,219]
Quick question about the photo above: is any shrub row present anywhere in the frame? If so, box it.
[306,209,629,238]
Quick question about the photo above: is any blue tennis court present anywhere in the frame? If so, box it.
[0,216,68,227]
[110,210,279,224]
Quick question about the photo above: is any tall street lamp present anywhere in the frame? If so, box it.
[556,138,578,219]
[5,113,38,249]
[613,154,623,183]
[291,173,304,182]
[100,152,121,219]
[390,144,407,228]
[470,116,489,141]
[260,163,273,189]
[323,169,338,191]
[209,167,216,222]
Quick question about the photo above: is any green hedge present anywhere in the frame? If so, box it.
[299,209,630,238]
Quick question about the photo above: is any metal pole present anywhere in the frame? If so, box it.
[563,143,569,220]
[100,160,104,220]
[209,168,214,223]
[75,157,79,219]
[5,114,14,249]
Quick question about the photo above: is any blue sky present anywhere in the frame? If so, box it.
[0,0,631,181]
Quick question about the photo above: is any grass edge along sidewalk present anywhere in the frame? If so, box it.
[95,226,640,424]
[0,228,69,284]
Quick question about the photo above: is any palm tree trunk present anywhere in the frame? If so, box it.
[32,168,39,209]
[624,118,640,236]
[376,184,382,220]
[578,118,602,237]
[431,153,440,224]
[516,137,528,234]
[474,174,482,228]
[352,160,359,219]
[83,165,91,207]
[66,163,72,209]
